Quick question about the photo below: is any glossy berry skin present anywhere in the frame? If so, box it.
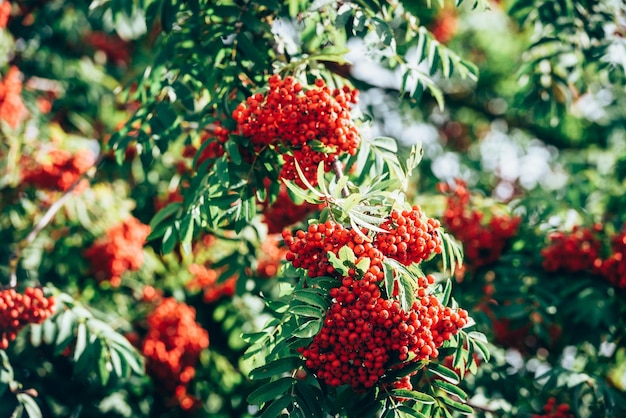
[0,287,56,350]
[282,220,386,281]
[374,206,443,266]
[299,275,468,392]
[232,75,359,187]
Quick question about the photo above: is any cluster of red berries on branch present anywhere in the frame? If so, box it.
[232,75,359,187]
[374,207,443,266]
[0,1,11,29]
[141,297,209,411]
[21,148,95,192]
[256,235,288,278]
[0,66,27,128]
[182,121,230,169]
[541,225,603,273]
[186,263,236,304]
[283,220,386,280]
[283,206,442,279]
[262,183,322,234]
[298,274,468,391]
[532,398,574,418]
[594,226,626,289]
[439,179,520,268]
[0,287,56,349]
[283,207,465,392]
[84,216,151,287]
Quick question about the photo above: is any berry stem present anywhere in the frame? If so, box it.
[332,157,349,198]
[8,153,103,288]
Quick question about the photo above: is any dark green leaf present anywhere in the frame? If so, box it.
[391,389,436,404]
[247,377,294,405]
[249,357,301,380]
[427,363,459,384]
[432,380,467,400]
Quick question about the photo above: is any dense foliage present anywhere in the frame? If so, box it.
[1,0,625,417]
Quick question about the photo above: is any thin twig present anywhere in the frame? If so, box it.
[332,158,349,198]
[7,153,103,288]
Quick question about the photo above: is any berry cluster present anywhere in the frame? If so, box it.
[262,184,322,234]
[21,148,95,192]
[186,263,236,303]
[283,207,442,280]
[0,1,10,29]
[141,298,209,411]
[532,397,574,418]
[541,226,602,273]
[282,220,386,280]
[299,275,468,391]
[0,287,56,349]
[594,226,626,289]
[439,179,520,267]
[232,75,359,186]
[182,122,230,169]
[84,216,151,287]
[0,66,27,128]
[374,207,442,266]
[256,235,288,278]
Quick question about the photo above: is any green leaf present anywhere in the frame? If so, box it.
[327,251,348,275]
[428,363,459,384]
[338,245,356,265]
[247,377,294,405]
[260,394,292,417]
[383,262,395,298]
[73,322,88,362]
[54,310,75,355]
[391,389,436,404]
[16,394,42,418]
[250,357,302,380]
[148,202,181,240]
[293,289,329,309]
[440,279,452,306]
[290,305,325,318]
[293,319,322,338]
[225,139,242,165]
[439,395,473,415]
[432,380,467,400]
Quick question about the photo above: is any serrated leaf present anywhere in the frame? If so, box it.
[16,394,42,418]
[250,357,301,380]
[260,394,292,417]
[74,322,87,362]
[293,319,322,338]
[439,395,473,415]
[283,179,324,205]
[428,363,459,384]
[391,389,436,404]
[290,305,325,318]
[338,245,356,265]
[293,289,329,309]
[247,377,294,405]
[432,380,467,400]
[440,279,452,306]
[384,262,395,298]
[355,257,371,274]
